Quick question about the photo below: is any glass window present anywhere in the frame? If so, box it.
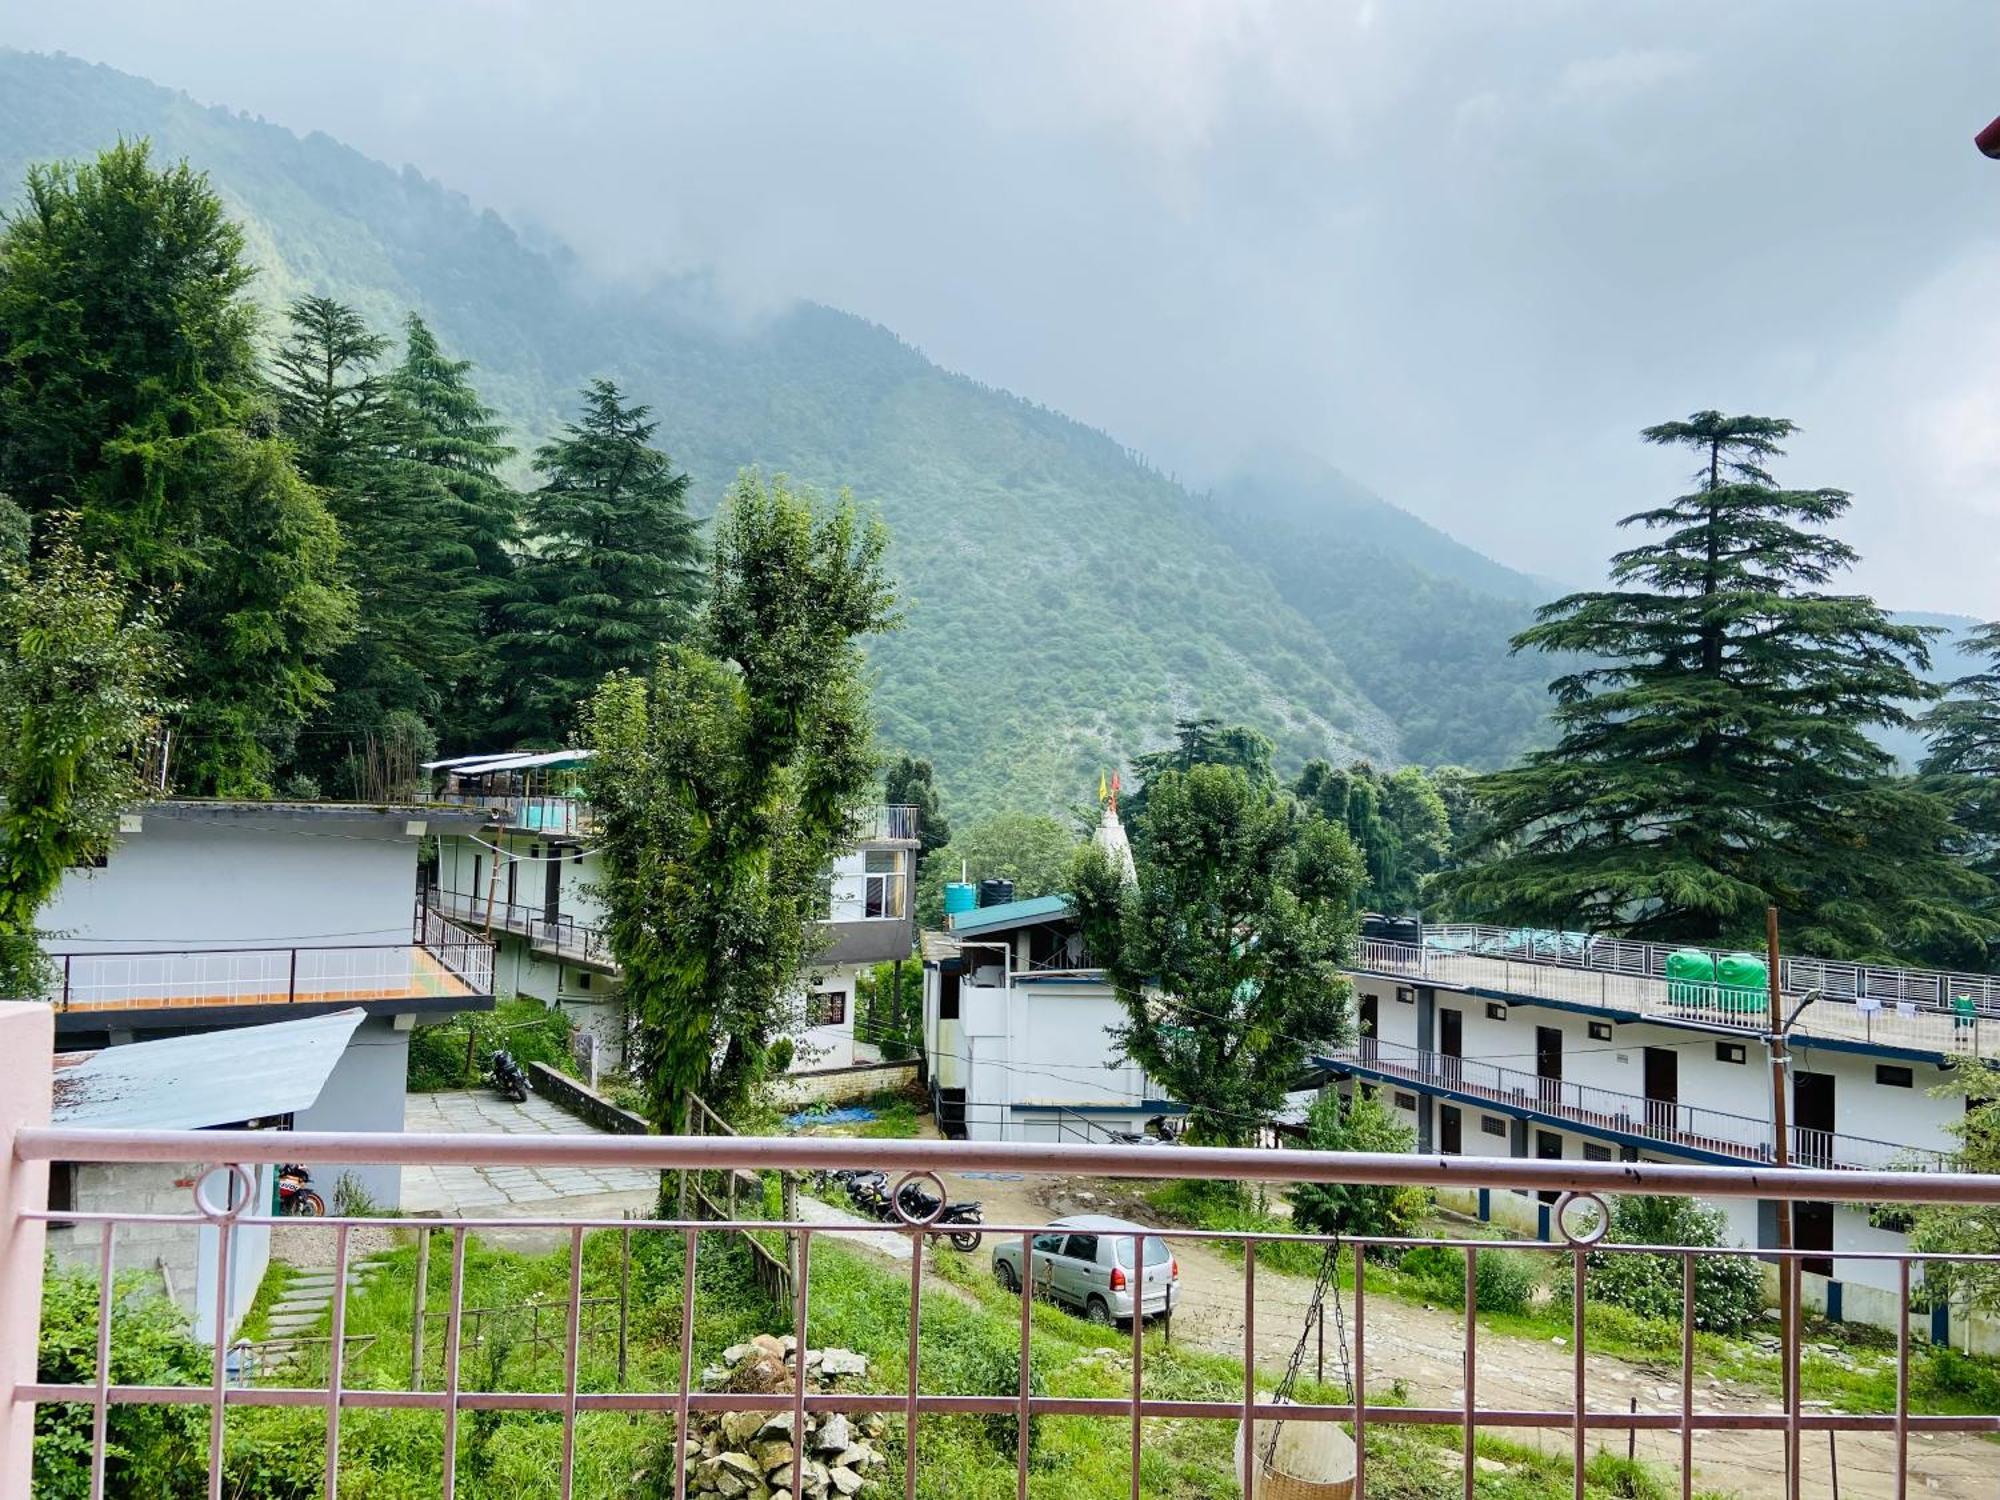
[864,850,902,875]
[1062,1234,1100,1262]
[1032,1233,1066,1254]
[1113,1235,1173,1266]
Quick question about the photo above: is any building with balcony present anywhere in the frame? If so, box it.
[1331,924,1987,1310]
[422,750,920,1076]
[29,799,497,1209]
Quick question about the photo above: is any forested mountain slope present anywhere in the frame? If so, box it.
[1206,457,1560,766]
[0,50,1572,813]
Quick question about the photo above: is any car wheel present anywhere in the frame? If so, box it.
[1085,1296,1112,1325]
[995,1261,1018,1293]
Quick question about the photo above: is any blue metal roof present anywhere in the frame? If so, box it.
[948,893,1074,937]
[52,1007,365,1129]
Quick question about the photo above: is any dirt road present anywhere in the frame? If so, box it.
[931,1164,1996,1500]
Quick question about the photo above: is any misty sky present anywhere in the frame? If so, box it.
[10,2,2000,614]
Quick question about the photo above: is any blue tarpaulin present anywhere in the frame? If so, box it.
[785,1106,878,1130]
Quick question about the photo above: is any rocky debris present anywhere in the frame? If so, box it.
[684,1339,889,1497]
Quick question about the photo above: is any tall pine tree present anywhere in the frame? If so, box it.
[1440,411,1988,960]
[271,297,481,786]
[502,379,702,743]
[1923,625,2000,896]
[388,314,519,744]
[0,142,354,793]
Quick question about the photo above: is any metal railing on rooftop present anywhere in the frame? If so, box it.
[38,914,493,1011]
[8,1125,2000,1500]
[1356,935,1998,1059]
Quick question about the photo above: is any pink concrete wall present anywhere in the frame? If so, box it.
[0,1003,52,1499]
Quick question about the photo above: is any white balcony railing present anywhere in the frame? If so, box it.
[1356,931,1999,1060]
[39,914,494,1011]
[1330,1037,1951,1172]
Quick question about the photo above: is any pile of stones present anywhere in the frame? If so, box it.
[680,1334,888,1498]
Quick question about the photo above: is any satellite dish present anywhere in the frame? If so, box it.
[1977,115,2000,160]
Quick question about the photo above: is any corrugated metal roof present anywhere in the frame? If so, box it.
[948,893,1074,937]
[52,1008,366,1129]
[425,749,592,775]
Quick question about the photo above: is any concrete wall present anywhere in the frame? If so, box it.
[47,1160,273,1343]
[43,812,422,951]
[290,1016,409,1209]
[771,1060,921,1107]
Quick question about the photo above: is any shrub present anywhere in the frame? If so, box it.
[924,1316,1047,1456]
[1395,1242,1538,1314]
[35,1267,208,1499]
[1289,1090,1431,1239]
[407,999,576,1091]
[1552,1196,1764,1335]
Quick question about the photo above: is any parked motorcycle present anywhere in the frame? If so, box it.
[842,1169,893,1219]
[277,1163,324,1217]
[488,1049,529,1103]
[895,1179,985,1252]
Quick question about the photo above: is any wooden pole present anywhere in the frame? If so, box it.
[410,1226,430,1391]
[1766,905,1796,1497]
[618,1212,632,1387]
[483,841,504,937]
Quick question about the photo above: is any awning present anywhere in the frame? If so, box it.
[52,1008,367,1129]
[424,749,594,776]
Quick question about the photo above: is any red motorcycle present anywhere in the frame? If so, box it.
[277,1163,324,1217]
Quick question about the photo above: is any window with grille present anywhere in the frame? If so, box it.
[808,990,847,1026]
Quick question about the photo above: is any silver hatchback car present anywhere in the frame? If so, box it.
[990,1213,1180,1325]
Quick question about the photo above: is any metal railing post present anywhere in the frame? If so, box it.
[287,947,298,1005]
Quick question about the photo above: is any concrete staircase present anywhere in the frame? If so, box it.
[255,1256,393,1366]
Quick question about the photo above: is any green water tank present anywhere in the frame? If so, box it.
[943,882,977,918]
[1665,949,1716,1009]
[1718,952,1768,1014]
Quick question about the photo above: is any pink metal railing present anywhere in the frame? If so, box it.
[9,1127,2000,1500]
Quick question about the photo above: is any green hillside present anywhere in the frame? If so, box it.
[1206,457,1559,766]
[0,51,1567,814]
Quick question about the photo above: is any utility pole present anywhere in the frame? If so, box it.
[1765,904,1797,1499]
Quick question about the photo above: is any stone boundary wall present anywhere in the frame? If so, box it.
[526,1061,649,1135]
[773,1059,920,1107]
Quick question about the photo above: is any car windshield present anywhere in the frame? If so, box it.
[1111,1235,1172,1267]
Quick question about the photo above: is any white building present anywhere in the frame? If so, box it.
[1333,924,1990,1337]
[35,799,498,1209]
[920,895,1169,1142]
[422,750,920,1079]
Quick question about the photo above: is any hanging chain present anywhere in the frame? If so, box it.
[1259,1235,1352,1475]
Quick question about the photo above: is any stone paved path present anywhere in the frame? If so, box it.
[401,1090,658,1218]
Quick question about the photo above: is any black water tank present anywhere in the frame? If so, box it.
[978,878,1016,908]
[1359,912,1395,940]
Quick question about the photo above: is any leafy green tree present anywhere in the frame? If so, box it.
[1439,412,1988,957]
[583,473,894,1126]
[914,812,1077,926]
[271,297,484,779]
[1908,1059,2000,1313]
[505,379,702,743]
[1071,763,1362,1144]
[0,141,353,792]
[1123,717,1276,832]
[884,754,950,860]
[0,528,169,995]
[1295,759,1452,914]
[1923,625,2000,889]
[389,314,519,740]
[269,294,392,488]
[1290,1088,1429,1238]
